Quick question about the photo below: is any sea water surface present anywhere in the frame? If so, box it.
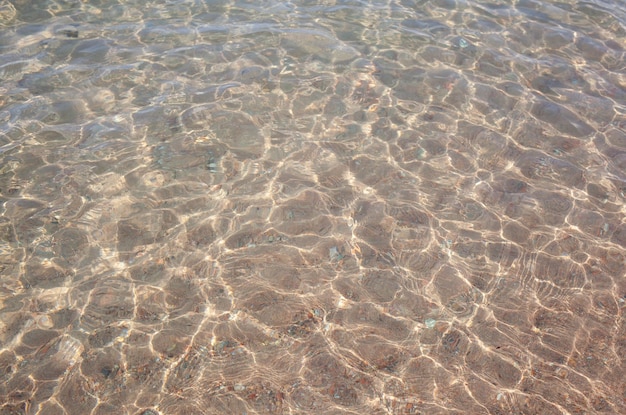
[1,0,625,414]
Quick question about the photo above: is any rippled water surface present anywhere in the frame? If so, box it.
[1,0,626,413]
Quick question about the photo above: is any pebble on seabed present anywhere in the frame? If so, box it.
[36,314,54,329]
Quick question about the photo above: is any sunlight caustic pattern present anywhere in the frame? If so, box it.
[0,0,625,414]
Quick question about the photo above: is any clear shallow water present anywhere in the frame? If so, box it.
[1,0,625,413]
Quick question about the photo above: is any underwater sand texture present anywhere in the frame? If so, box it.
[1,0,626,414]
